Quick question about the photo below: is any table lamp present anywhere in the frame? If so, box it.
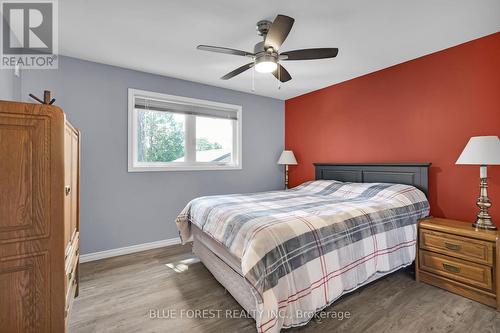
[456,136,500,230]
[277,150,297,189]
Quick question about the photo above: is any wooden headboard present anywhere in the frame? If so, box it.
[314,163,431,197]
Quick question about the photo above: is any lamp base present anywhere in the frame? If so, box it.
[472,218,497,230]
[473,176,497,230]
[284,165,289,190]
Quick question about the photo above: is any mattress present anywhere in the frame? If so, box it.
[192,223,243,275]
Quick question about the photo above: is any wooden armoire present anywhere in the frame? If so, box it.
[0,100,80,332]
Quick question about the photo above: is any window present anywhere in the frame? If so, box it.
[128,89,242,171]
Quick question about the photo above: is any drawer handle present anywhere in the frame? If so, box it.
[444,242,460,251]
[65,186,71,196]
[442,263,460,273]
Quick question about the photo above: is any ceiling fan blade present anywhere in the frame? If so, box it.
[280,48,339,60]
[197,45,254,57]
[272,64,292,83]
[264,15,295,51]
[221,63,254,80]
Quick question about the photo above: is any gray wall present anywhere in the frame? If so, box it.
[18,56,284,254]
[0,70,13,100]
[0,68,21,100]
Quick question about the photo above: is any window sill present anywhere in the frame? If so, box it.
[128,164,242,172]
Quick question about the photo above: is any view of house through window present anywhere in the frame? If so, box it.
[195,116,233,163]
[129,89,241,171]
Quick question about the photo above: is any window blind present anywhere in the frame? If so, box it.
[135,97,238,120]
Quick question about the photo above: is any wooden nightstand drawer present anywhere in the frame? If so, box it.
[420,229,493,265]
[419,250,493,291]
[417,217,499,311]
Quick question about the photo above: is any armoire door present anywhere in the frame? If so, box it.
[70,128,79,241]
[0,101,66,333]
[63,121,80,314]
[64,123,79,254]
[64,126,73,253]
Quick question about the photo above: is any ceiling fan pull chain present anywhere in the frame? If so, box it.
[278,67,281,90]
[252,66,255,92]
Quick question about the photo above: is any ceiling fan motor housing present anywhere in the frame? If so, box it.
[254,41,278,73]
[255,53,277,66]
[254,41,277,57]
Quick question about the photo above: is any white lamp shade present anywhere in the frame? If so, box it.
[277,150,297,165]
[456,136,500,165]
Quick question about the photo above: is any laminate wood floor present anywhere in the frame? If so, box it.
[69,244,500,333]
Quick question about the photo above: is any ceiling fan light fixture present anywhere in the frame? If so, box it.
[255,54,277,73]
[255,61,277,73]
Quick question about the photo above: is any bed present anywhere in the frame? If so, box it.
[176,163,431,333]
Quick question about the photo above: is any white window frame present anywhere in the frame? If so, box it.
[128,88,242,172]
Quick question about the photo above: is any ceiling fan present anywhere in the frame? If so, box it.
[197,14,339,83]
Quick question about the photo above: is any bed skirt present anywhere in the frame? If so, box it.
[192,235,258,316]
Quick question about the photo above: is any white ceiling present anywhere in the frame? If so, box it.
[59,0,500,100]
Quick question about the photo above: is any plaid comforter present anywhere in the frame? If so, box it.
[176,180,429,333]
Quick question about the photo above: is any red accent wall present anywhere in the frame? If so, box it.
[285,32,500,225]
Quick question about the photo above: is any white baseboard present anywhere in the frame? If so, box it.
[80,237,181,263]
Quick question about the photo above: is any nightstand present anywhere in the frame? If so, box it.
[416,217,500,311]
